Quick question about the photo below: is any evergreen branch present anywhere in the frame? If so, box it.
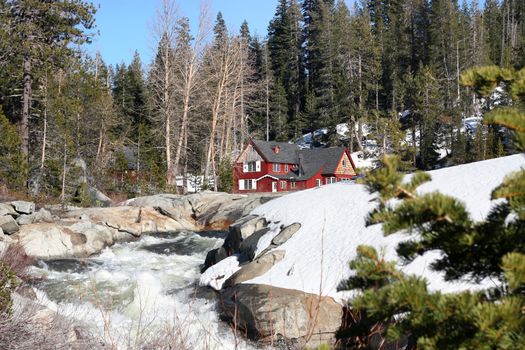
[485,107,525,133]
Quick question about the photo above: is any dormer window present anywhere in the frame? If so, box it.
[273,145,280,154]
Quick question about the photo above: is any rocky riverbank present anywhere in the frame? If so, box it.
[200,214,343,348]
[1,190,342,349]
[0,192,279,260]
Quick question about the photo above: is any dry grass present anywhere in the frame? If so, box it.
[0,244,101,349]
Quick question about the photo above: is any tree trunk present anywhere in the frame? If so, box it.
[60,142,67,202]
[204,56,229,188]
[265,47,270,142]
[164,49,173,186]
[172,63,193,193]
[40,74,48,169]
[21,55,32,159]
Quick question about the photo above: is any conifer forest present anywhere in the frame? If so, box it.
[0,0,523,198]
[1,1,525,350]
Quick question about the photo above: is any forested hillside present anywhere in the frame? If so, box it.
[0,0,523,201]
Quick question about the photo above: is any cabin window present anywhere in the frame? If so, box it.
[325,177,336,184]
[244,161,261,172]
[291,181,296,189]
[280,181,286,189]
[243,179,256,190]
[316,179,321,187]
[273,163,281,172]
[342,159,347,167]
[284,164,289,172]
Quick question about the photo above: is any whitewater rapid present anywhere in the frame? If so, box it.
[29,231,257,349]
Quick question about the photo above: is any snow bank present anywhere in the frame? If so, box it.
[245,154,525,299]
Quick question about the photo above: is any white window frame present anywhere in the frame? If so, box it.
[342,159,347,167]
[280,180,286,189]
[272,163,281,172]
[316,179,322,187]
[291,181,296,189]
[243,161,261,173]
[284,164,289,172]
[242,179,257,190]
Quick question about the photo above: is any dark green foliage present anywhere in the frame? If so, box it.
[0,110,27,189]
[217,159,234,193]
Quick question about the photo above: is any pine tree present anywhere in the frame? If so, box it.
[0,109,26,189]
[303,0,337,129]
[0,0,96,167]
[268,0,304,139]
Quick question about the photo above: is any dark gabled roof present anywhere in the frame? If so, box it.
[302,147,346,175]
[292,147,346,179]
[251,140,300,163]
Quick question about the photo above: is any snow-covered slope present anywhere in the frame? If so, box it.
[240,154,524,300]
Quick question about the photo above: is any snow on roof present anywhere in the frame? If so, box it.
[241,154,525,300]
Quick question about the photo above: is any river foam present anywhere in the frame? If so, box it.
[29,231,258,350]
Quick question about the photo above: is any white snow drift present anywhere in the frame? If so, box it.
[201,154,525,300]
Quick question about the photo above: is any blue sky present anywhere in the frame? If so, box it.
[91,0,282,67]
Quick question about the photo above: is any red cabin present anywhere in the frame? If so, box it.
[233,140,358,193]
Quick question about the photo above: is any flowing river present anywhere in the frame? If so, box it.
[28,230,257,349]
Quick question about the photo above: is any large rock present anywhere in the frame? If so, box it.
[16,221,115,259]
[224,216,267,255]
[220,284,342,348]
[272,223,301,246]
[224,250,285,287]
[124,192,279,231]
[17,208,64,226]
[11,200,35,215]
[230,215,267,240]
[16,214,34,225]
[63,206,185,236]
[194,192,277,229]
[239,227,271,260]
[88,187,113,207]
[0,215,19,234]
[0,227,12,243]
[17,223,76,258]
[202,246,228,272]
[0,203,18,217]
[256,223,301,259]
[123,194,196,229]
